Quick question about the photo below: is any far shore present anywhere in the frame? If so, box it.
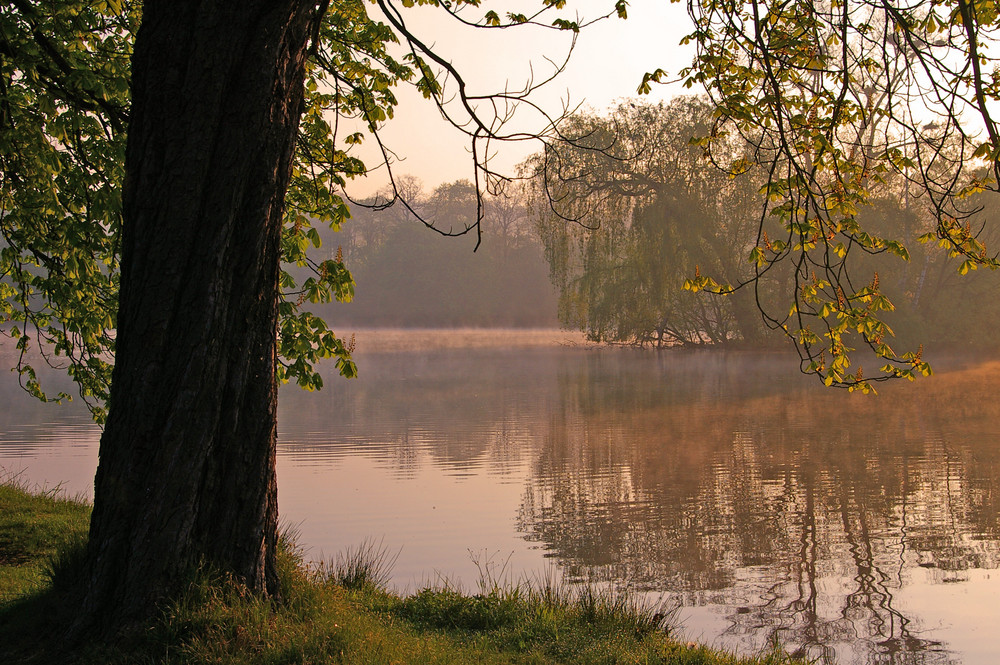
[341,327,594,353]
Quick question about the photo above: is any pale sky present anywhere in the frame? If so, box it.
[346,0,695,197]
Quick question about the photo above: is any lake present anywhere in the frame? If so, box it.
[2,329,999,665]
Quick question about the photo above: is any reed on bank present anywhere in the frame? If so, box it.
[0,477,803,665]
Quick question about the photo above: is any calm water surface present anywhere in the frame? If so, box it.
[2,329,999,665]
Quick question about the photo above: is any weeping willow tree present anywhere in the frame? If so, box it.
[531,97,782,348]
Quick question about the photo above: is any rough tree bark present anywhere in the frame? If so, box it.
[82,0,324,628]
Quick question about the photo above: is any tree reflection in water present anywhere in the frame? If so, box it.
[6,338,998,663]
[517,352,999,665]
[271,345,998,664]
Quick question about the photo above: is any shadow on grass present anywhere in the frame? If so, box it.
[0,536,95,664]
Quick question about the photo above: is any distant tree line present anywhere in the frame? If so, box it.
[528,96,1000,352]
[311,97,1000,349]
[315,177,558,328]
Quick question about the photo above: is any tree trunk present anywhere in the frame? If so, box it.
[730,289,764,346]
[82,0,321,629]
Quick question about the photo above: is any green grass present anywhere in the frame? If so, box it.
[0,478,806,665]
[0,472,91,603]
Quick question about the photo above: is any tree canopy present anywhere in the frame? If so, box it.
[0,0,132,418]
[1,0,364,418]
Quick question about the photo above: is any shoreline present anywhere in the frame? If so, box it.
[1,480,803,665]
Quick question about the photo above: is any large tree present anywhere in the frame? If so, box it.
[1,0,613,630]
[81,0,326,624]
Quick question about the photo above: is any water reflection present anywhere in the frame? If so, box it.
[280,347,1000,663]
[2,335,999,664]
[516,352,999,664]
[0,344,101,495]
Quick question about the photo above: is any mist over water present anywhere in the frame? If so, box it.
[3,330,999,664]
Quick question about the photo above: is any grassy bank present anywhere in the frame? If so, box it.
[0,479,803,665]
[0,474,91,604]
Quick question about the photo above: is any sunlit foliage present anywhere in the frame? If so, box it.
[657,0,1000,390]
[0,0,133,421]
